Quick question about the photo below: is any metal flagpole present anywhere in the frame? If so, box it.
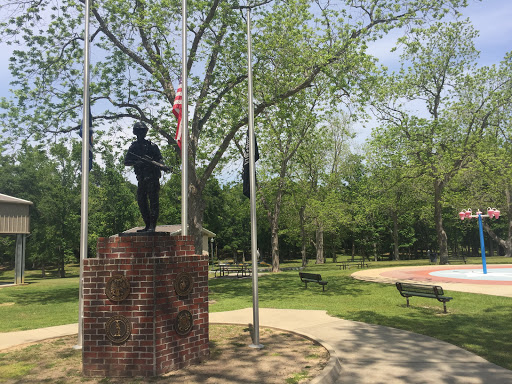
[75,0,91,350]
[247,7,263,350]
[181,0,188,236]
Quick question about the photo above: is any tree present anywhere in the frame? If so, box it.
[258,94,319,272]
[214,183,251,261]
[88,140,139,245]
[451,115,512,258]
[296,113,355,264]
[0,141,81,276]
[0,0,473,253]
[365,128,431,260]
[371,21,512,264]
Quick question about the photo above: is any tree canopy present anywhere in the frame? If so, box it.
[3,0,512,269]
[0,0,474,253]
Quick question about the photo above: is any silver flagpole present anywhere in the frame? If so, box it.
[247,7,263,350]
[75,0,91,350]
[181,0,188,236]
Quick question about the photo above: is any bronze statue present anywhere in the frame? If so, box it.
[124,122,170,232]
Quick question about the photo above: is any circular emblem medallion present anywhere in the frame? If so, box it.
[174,272,193,296]
[105,274,131,302]
[105,315,132,344]
[175,310,193,336]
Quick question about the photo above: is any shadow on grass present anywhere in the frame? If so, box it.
[345,303,512,371]
[208,270,375,312]
[0,264,80,282]
[0,285,79,306]
[210,265,512,371]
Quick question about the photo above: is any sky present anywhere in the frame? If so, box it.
[352,0,512,142]
[369,0,512,69]
[0,0,511,145]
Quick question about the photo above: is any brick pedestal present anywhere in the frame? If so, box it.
[82,233,209,377]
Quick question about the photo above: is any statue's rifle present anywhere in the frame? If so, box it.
[131,153,172,172]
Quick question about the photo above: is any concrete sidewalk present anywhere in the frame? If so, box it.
[210,308,512,384]
[1,309,511,383]
[0,323,78,350]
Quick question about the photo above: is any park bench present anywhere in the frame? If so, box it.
[447,255,467,264]
[395,282,453,313]
[299,272,328,291]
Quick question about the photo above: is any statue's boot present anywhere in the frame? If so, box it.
[137,218,151,232]
[147,215,157,232]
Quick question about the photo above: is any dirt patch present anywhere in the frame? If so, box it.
[0,325,329,384]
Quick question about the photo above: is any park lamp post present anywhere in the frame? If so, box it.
[210,237,214,265]
[458,207,500,274]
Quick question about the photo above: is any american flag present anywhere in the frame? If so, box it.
[172,80,183,149]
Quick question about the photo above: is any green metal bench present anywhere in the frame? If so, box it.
[396,282,452,313]
[299,272,328,291]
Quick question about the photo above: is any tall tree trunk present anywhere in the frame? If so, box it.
[483,186,512,258]
[189,179,206,255]
[270,218,280,272]
[315,223,324,264]
[299,206,307,268]
[434,179,449,264]
[267,190,283,273]
[59,256,65,278]
[391,209,400,261]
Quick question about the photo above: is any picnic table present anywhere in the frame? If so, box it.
[337,259,370,270]
[337,261,352,270]
[211,263,252,278]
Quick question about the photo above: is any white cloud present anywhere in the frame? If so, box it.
[0,45,15,98]
[461,0,512,65]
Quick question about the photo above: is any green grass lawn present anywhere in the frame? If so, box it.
[210,257,512,370]
[1,258,512,371]
[0,265,80,331]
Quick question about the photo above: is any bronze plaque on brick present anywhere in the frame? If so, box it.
[175,310,193,336]
[174,272,193,296]
[105,315,132,344]
[105,274,131,302]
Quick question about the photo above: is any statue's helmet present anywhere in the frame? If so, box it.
[133,121,149,134]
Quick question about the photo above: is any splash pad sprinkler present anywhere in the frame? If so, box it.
[458,208,500,274]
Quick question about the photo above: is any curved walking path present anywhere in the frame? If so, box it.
[211,308,512,384]
[2,307,512,383]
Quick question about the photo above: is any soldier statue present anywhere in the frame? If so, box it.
[124,122,170,232]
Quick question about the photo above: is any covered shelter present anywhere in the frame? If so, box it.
[0,193,33,284]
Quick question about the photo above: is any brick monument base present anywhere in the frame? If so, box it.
[82,233,209,377]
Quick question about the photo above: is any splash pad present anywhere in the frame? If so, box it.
[352,264,512,297]
[430,268,512,281]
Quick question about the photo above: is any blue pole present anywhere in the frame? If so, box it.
[477,213,488,274]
